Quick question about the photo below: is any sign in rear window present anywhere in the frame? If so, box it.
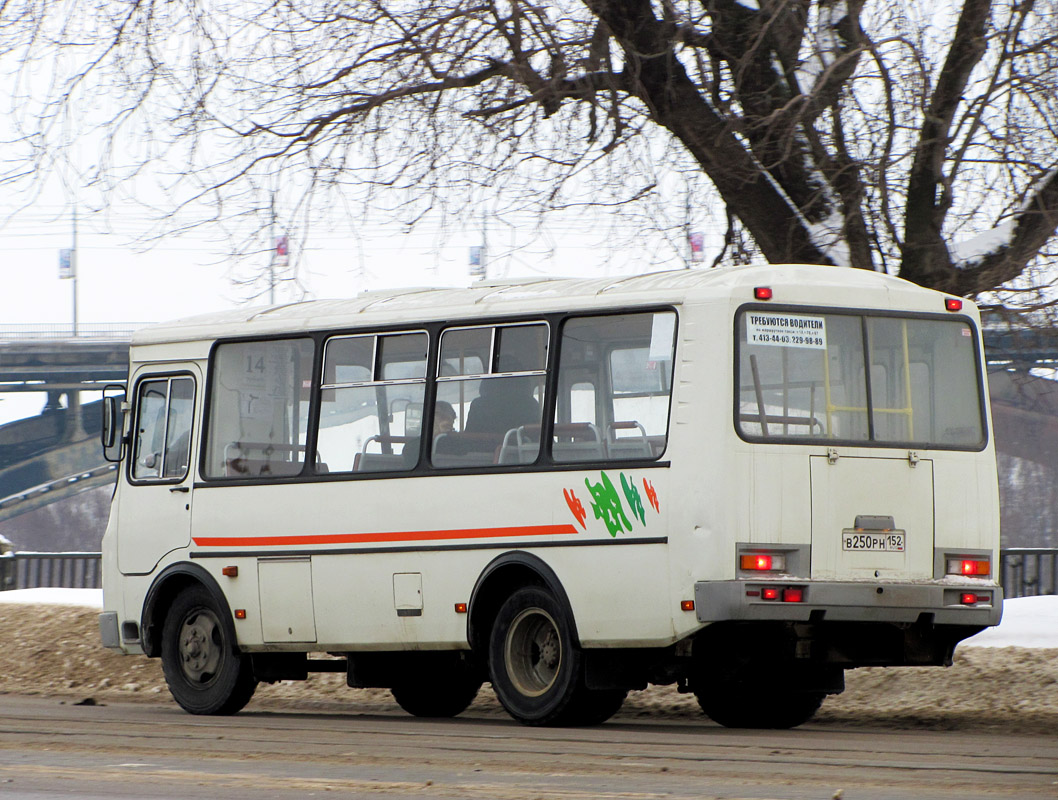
[746,313,827,349]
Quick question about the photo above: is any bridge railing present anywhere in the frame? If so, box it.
[0,552,102,591]
[1000,548,1058,598]
[0,323,146,340]
[0,549,1054,598]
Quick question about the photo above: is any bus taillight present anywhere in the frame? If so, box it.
[740,553,787,571]
[947,558,990,577]
[758,586,804,602]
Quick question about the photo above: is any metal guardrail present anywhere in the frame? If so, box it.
[0,552,101,591]
[0,323,146,340]
[0,549,1053,597]
[1000,548,1058,598]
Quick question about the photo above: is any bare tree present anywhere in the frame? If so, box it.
[2,0,1057,297]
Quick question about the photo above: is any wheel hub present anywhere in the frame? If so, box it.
[505,607,562,698]
[178,609,222,684]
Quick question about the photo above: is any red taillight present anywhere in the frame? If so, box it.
[782,587,804,603]
[761,587,780,601]
[948,558,990,577]
[960,593,992,606]
[945,298,963,312]
[742,554,772,570]
[740,553,787,571]
[754,286,773,301]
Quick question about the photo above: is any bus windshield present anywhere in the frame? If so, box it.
[737,308,985,449]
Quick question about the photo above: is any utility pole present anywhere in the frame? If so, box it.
[72,207,78,334]
[269,193,276,305]
[481,207,488,281]
[59,208,78,335]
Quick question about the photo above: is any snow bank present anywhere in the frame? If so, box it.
[960,595,1058,649]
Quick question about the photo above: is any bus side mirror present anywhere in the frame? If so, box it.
[101,385,127,463]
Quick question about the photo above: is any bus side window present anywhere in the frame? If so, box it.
[315,331,428,473]
[131,376,195,482]
[433,322,548,468]
[553,311,676,463]
[203,339,315,479]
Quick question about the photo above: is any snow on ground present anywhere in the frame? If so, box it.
[961,595,1058,648]
[0,588,1054,647]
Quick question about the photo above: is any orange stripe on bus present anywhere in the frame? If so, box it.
[192,523,579,548]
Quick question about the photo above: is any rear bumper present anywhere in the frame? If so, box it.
[694,579,1003,627]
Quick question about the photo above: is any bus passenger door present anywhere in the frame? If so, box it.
[117,368,200,575]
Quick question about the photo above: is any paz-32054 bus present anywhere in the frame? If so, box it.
[98,264,1002,728]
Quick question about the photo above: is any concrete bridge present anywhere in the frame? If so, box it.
[0,325,134,523]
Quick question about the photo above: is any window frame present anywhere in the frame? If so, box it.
[196,306,678,487]
[128,372,197,486]
[432,320,550,469]
[551,309,678,464]
[732,302,989,452]
[200,335,319,482]
[317,329,429,473]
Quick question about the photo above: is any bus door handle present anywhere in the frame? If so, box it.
[169,486,190,494]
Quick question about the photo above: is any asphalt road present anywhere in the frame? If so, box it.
[0,696,1055,800]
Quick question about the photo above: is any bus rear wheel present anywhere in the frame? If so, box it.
[160,585,257,715]
[488,586,624,727]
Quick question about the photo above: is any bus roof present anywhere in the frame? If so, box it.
[133,263,966,346]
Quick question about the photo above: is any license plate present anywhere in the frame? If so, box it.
[842,531,905,552]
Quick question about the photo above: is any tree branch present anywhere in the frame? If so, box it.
[900,0,993,287]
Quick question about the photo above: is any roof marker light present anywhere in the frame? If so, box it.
[681,600,696,612]
[945,298,963,312]
[755,287,773,301]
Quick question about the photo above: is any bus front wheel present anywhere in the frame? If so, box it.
[160,585,258,715]
[488,586,624,726]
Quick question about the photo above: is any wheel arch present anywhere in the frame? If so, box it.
[467,550,579,655]
[141,562,238,658]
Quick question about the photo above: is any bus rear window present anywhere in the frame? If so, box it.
[737,309,984,448]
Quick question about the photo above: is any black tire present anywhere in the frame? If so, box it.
[695,681,824,729]
[391,663,482,718]
[488,586,623,727]
[160,585,257,715]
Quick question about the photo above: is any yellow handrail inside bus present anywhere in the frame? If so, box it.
[821,318,914,439]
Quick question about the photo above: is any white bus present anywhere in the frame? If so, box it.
[98,264,1002,728]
